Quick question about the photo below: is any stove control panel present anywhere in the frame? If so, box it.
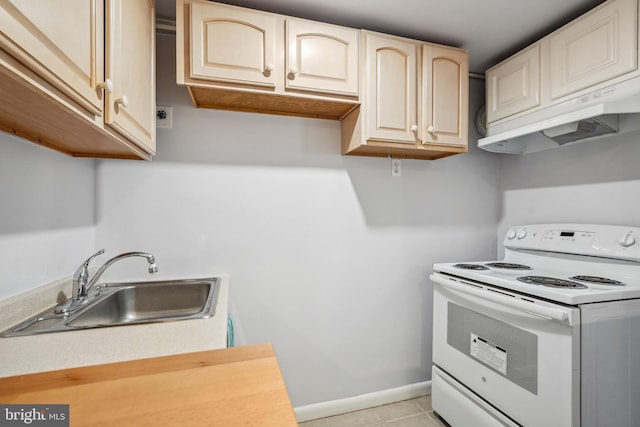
[503,224,640,262]
[542,230,595,244]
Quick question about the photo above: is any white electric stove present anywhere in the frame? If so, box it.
[431,224,640,427]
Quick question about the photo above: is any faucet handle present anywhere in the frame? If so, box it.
[73,249,106,293]
[74,249,106,275]
[84,248,106,262]
[73,249,106,299]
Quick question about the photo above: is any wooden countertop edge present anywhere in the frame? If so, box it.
[0,343,277,397]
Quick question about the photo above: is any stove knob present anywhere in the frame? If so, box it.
[619,232,636,248]
[516,229,527,239]
[506,229,517,240]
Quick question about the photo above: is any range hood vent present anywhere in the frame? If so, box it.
[478,76,640,155]
[542,115,618,145]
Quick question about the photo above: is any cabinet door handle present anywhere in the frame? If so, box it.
[115,95,129,109]
[264,63,274,76]
[410,124,418,134]
[97,79,113,93]
[288,67,298,80]
[427,125,436,134]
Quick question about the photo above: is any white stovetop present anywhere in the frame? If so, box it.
[434,259,640,305]
[434,224,640,305]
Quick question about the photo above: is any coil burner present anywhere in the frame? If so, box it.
[517,276,587,289]
[570,276,625,286]
[453,264,490,270]
[486,262,532,270]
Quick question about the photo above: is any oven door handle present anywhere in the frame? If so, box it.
[430,273,573,325]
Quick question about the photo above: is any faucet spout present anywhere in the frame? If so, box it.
[57,250,158,315]
[84,252,158,296]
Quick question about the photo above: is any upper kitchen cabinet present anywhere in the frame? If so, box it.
[0,0,104,118]
[548,0,637,100]
[486,45,541,124]
[486,0,638,127]
[342,31,468,160]
[105,0,156,153]
[362,33,418,144]
[0,0,155,159]
[176,0,359,120]
[187,1,277,88]
[422,45,469,147]
[285,18,359,97]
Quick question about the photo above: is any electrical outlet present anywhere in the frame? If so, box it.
[391,158,401,177]
[156,105,172,128]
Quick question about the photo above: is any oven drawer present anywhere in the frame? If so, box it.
[431,273,580,427]
[432,365,519,427]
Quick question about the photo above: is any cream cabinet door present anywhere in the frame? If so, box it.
[486,45,540,124]
[365,33,418,143]
[423,45,468,147]
[549,0,637,100]
[285,18,359,96]
[189,2,276,88]
[0,0,104,116]
[105,0,155,152]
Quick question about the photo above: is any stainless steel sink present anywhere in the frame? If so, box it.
[1,278,219,337]
[67,281,213,327]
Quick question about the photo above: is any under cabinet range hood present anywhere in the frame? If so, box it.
[478,76,640,155]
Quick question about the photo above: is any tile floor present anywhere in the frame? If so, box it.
[299,396,450,427]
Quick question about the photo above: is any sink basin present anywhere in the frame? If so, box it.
[67,281,213,327]
[1,278,219,337]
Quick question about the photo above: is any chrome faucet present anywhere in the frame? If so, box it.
[82,250,158,297]
[57,249,158,314]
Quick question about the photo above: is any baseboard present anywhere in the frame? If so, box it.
[294,381,432,422]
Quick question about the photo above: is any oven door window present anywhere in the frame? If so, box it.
[448,302,538,394]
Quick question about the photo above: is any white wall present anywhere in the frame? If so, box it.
[0,134,96,300]
[94,34,500,406]
[498,130,640,255]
